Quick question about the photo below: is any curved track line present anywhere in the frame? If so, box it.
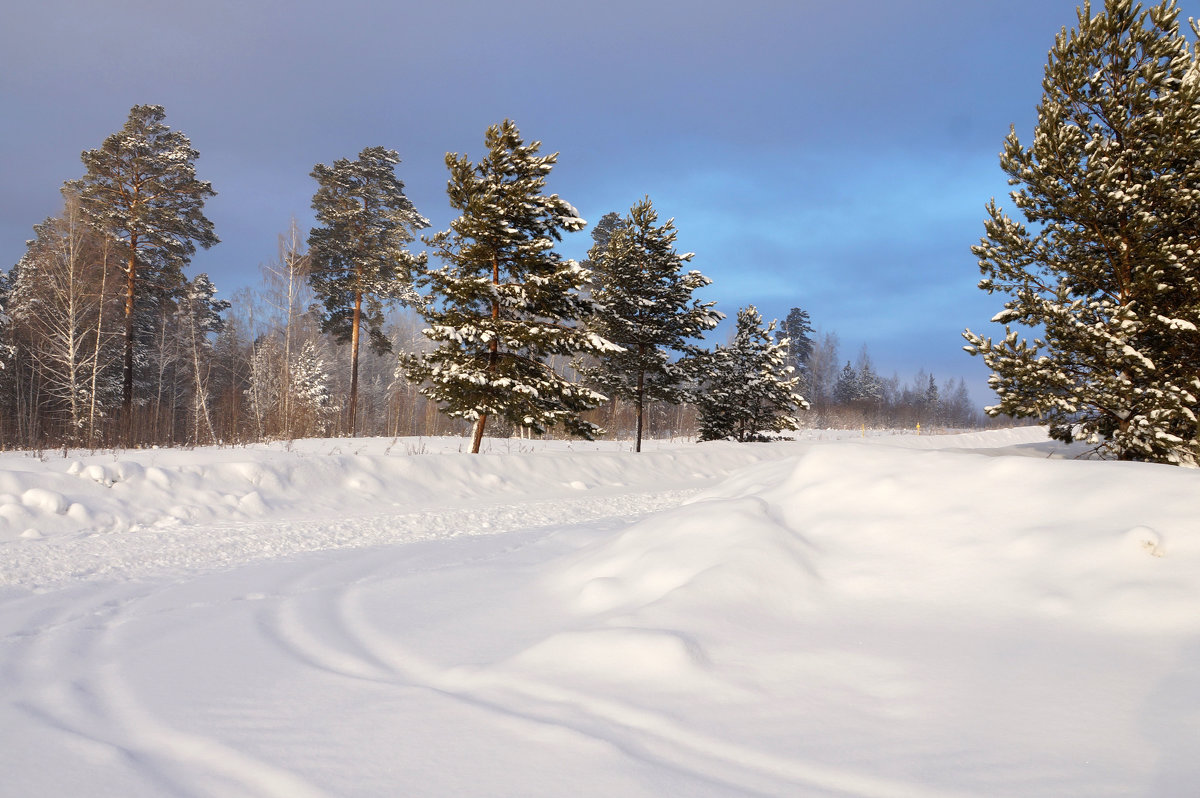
[5,582,331,798]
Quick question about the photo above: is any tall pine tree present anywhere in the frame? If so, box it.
[403,120,616,453]
[308,146,428,436]
[964,0,1200,465]
[580,197,721,451]
[696,306,807,442]
[67,105,218,440]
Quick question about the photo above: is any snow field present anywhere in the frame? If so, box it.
[1,427,1198,796]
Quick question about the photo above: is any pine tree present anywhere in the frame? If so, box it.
[580,197,721,452]
[308,146,428,437]
[964,0,1200,465]
[66,105,218,440]
[403,120,615,453]
[696,306,808,442]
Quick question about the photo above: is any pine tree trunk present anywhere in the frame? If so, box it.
[121,237,137,443]
[472,254,502,455]
[348,289,362,437]
[471,413,488,454]
[635,348,646,453]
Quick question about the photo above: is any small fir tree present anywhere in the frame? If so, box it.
[963,0,1200,465]
[403,120,617,453]
[308,146,428,436]
[696,306,808,442]
[580,197,721,451]
[290,339,337,436]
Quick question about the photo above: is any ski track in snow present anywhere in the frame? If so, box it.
[262,559,973,798]
[5,472,787,797]
[3,495,696,797]
[4,579,331,797]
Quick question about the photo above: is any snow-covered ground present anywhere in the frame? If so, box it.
[1,428,1197,796]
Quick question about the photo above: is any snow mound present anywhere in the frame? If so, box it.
[556,495,817,616]
[550,440,1200,639]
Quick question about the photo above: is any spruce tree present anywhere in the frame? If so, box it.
[403,120,615,453]
[308,146,428,436]
[833,362,858,406]
[696,306,807,442]
[924,374,941,425]
[580,197,721,452]
[67,105,218,439]
[585,212,625,258]
[964,0,1200,465]
[291,340,337,436]
[778,307,815,371]
[855,347,884,405]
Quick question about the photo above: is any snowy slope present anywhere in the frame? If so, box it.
[1,428,1197,797]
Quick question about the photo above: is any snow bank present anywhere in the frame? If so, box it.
[0,434,831,587]
[0,437,737,542]
[0,430,1041,569]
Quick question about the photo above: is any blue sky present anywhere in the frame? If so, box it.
[1,0,1095,405]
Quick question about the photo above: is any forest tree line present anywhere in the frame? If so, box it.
[0,109,982,451]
